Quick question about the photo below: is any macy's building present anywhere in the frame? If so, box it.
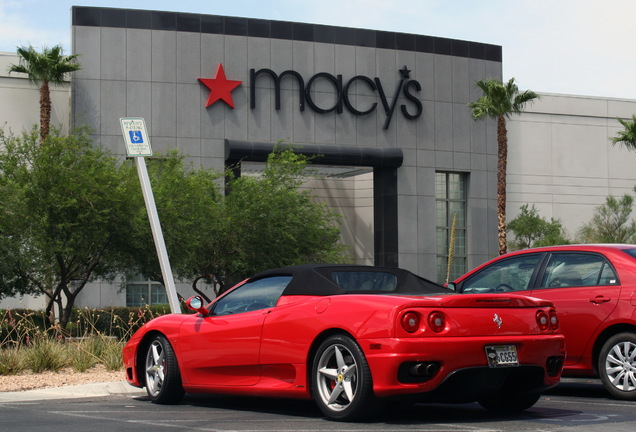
[2,6,636,309]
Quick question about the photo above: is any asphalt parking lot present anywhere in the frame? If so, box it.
[1,378,635,432]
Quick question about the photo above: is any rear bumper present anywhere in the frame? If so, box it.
[361,334,566,399]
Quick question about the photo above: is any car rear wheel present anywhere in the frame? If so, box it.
[311,334,380,421]
[144,334,185,404]
[478,391,541,412]
[599,332,636,400]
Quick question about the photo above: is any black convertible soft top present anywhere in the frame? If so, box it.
[250,264,452,297]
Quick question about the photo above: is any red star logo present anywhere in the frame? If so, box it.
[198,64,242,108]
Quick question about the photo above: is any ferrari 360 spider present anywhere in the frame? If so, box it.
[123,264,565,421]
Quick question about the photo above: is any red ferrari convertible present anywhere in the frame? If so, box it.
[123,264,565,421]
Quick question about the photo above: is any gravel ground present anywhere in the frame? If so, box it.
[0,365,125,392]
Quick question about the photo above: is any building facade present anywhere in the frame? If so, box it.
[70,6,501,286]
[5,7,634,310]
[506,93,636,231]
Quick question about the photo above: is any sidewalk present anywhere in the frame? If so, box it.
[0,381,146,402]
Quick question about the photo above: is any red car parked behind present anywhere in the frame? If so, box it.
[450,244,636,400]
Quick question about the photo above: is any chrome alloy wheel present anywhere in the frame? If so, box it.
[605,340,636,392]
[145,339,166,397]
[315,343,359,412]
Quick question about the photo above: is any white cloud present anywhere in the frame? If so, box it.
[0,0,70,51]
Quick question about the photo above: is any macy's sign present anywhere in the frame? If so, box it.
[199,64,423,130]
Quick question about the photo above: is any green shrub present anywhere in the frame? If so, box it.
[23,337,69,373]
[68,339,98,372]
[0,304,175,375]
[99,338,125,371]
[0,346,25,374]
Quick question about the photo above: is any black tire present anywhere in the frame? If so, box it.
[144,334,185,404]
[478,392,541,412]
[598,332,636,400]
[311,334,381,421]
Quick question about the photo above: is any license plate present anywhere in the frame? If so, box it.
[485,345,519,368]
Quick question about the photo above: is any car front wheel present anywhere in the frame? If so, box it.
[599,332,636,400]
[144,334,185,404]
[311,334,380,421]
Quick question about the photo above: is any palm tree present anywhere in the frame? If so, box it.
[8,44,81,143]
[469,78,539,255]
[611,115,636,150]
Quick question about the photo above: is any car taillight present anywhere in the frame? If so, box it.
[401,311,420,333]
[549,309,559,331]
[427,311,446,333]
[536,310,549,331]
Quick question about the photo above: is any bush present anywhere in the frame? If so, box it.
[0,304,173,375]
[1,305,172,343]
[23,336,69,373]
[0,309,49,346]
[0,345,25,375]
[69,304,173,339]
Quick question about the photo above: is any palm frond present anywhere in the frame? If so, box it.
[469,78,539,120]
[611,115,636,151]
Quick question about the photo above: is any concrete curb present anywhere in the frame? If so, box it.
[0,381,146,402]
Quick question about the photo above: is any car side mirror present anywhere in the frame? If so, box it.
[446,282,457,292]
[186,296,209,315]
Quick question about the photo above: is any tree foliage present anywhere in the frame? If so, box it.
[1,129,350,324]
[8,44,81,142]
[223,147,348,287]
[578,190,636,244]
[469,78,539,120]
[0,126,136,329]
[123,150,227,297]
[611,115,636,151]
[507,204,570,251]
[125,146,350,301]
[469,78,539,256]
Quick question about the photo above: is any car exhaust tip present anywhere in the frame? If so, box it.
[546,355,564,377]
[399,361,441,383]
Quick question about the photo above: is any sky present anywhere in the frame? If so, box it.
[1,0,635,100]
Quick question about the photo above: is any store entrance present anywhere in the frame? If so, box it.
[225,140,402,267]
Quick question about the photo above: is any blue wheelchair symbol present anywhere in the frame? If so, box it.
[129,130,143,143]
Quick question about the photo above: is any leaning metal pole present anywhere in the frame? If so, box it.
[135,156,181,314]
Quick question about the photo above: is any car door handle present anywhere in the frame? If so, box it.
[590,296,611,304]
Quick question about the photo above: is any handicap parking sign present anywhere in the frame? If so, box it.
[120,117,152,156]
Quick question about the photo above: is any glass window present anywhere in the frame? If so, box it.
[436,172,467,283]
[599,262,620,285]
[330,271,398,292]
[126,275,167,307]
[213,276,292,316]
[539,253,618,288]
[151,285,168,305]
[126,284,148,307]
[461,254,541,293]
[620,248,636,260]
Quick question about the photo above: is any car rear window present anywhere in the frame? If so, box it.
[621,249,636,260]
[330,271,398,292]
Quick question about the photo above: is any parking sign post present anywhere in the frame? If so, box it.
[120,118,181,314]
